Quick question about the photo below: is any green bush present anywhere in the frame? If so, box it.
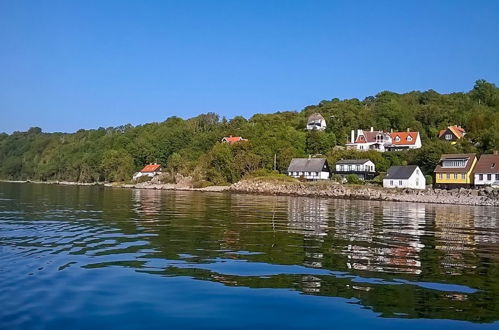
[346,174,362,184]
[425,175,433,185]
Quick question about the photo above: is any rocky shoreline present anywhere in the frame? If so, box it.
[2,179,499,206]
[229,179,499,206]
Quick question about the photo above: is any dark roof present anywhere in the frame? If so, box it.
[288,158,328,172]
[385,165,419,180]
[335,159,371,165]
[434,153,477,173]
[474,154,499,174]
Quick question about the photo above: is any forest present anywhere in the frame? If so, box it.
[1,80,498,185]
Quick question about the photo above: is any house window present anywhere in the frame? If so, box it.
[461,174,465,180]
[446,173,450,179]
[395,136,401,142]
[479,174,483,180]
[487,174,492,181]
[439,173,443,179]
[407,136,413,141]
[496,174,499,180]
[445,134,452,140]
[454,174,458,179]
[399,180,403,186]
[390,180,393,186]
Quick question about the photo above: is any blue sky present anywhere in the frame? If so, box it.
[1,0,498,133]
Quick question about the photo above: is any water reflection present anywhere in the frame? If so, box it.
[1,183,499,325]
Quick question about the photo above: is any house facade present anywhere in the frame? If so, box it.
[346,128,421,152]
[473,154,499,186]
[306,113,327,131]
[383,165,426,190]
[287,158,330,180]
[221,135,248,144]
[334,159,376,180]
[438,125,466,144]
[133,163,162,181]
[386,131,422,151]
[434,153,477,189]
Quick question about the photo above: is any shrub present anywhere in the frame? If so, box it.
[425,175,433,185]
[346,174,362,184]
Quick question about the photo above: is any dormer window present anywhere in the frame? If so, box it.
[394,136,401,142]
[407,136,413,142]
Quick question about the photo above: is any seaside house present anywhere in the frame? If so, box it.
[438,125,466,144]
[287,157,330,180]
[333,159,376,180]
[346,128,392,151]
[473,153,499,187]
[133,163,162,181]
[386,130,422,151]
[434,153,477,189]
[306,113,327,131]
[346,128,422,152]
[383,165,426,190]
[221,135,248,144]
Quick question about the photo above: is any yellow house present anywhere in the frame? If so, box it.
[434,153,477,189]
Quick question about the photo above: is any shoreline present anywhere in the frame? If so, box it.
[2,179,498,207]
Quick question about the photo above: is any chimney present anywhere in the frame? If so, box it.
[390,128,393,133]
[370,127,374,132]
[351,130,355,143]
[494,150,498,155]
[308,154,311,160]
[357,129,363,137]
[407,128,410,132]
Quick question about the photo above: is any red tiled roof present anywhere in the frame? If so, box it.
[140,164,161,173]
[222,135,248,144]
[389,132,419,145]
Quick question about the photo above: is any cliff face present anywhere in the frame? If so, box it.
[229,180,499,206]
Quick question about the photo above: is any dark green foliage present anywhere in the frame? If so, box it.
[0,80,498,183]
[346,174,362,184]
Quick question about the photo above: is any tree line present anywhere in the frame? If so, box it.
[1,80,498,185]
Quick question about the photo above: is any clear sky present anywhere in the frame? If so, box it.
[1,0,498,133]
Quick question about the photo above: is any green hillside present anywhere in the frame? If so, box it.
[1,80,498,185]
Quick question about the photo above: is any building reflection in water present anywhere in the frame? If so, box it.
[333,201,425,275]
[132,189,162,218]
[434,205,477,275]
[378,203,425,275]
[287,197,329,294]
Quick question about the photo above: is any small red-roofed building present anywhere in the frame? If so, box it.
[221,135,248,144]
[387,131,422,151]
[133,163,162,181]
[438,125,466,144]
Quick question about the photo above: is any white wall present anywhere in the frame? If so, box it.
[288,171,329,180]
[474,173,499,186]
[383,168,426,190]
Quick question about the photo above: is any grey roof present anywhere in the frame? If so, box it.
[335,159,371,165]
[385,165,419,180]
[288,158,328,172]
[307,113,325,122]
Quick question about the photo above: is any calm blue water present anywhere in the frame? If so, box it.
[1,182,498,329]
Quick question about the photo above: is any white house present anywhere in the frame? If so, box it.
[383,165,426,190]
[387,131,422,151]
[132,163,162,181]
[334,159,376,180]
[287,157,330,180]
[473,154,499,186]
[346,128,422,152]
[306,113,327,131]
